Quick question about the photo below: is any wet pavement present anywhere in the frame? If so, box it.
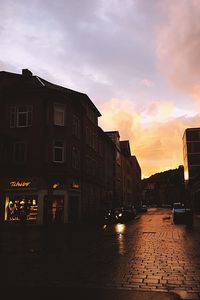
[0,208,200,299]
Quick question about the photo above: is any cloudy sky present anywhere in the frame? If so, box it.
[1,0,200,178]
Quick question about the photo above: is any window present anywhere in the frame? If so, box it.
[5,196,38,221]
[53,141,65,162]
[54,104,65,126]
[13,142,27,163]
[10,106,32,128]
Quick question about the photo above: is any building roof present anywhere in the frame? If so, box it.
[185,127,200,131]
[120,140,131,157]
[0,69,101,116]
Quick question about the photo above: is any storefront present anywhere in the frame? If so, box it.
[2,178,41,224]
[1,177,81,225]
[5,194,38,222]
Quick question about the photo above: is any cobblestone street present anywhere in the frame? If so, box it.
[0,208,200,299]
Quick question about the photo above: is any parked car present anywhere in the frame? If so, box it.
[136,205,148,213]
[172,202,193,225]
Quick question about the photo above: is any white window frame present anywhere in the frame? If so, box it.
[53,140,65,163]
[54,103,65,126]
[10,105,32,128]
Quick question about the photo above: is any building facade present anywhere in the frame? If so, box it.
[183,127,200,212]
[106,131,123,207]
[183,127,200,182]
[130,155,142,207]
[120,141,132,207]
[0,69,106,224]
[0,69,141,224]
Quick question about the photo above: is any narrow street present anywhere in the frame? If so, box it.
[0,208,200,299]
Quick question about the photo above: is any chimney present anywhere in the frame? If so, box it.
[22,69,32,78]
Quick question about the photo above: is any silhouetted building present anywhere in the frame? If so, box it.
[120,141,133,207]
[0,68,142,224]
[183,127,200,182]
[105,134,141,208]
[183,127,200,212]
[97,127,115,210]
[130,155,142,206]
[142,166,185,207]
[0,69,110,224]
[106,131,123,207]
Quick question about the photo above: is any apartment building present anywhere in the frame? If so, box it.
[0,68,142,224]
[0,69,106,224]
[183,127,200,212]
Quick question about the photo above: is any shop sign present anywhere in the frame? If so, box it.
[10,181,31,188]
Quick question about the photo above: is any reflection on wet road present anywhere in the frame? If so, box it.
[0,208,200,299]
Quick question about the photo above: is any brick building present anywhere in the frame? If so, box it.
[0,69,109,224]
[0,69,141,224]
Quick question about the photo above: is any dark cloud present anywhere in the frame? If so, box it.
[0,0,157,103]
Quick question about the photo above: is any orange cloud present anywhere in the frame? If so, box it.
[99,98,200,178]
[157,0,200,101]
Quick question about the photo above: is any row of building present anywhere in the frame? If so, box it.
[0,69,141,225]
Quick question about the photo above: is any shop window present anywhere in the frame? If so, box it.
[54,104,65,126]
[5,196,38,221]
[53,140,65,162]
[10,105,32,128]
[51,197,64,223]
[13,142,27,163]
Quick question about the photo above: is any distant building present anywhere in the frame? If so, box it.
[142,166,185,207]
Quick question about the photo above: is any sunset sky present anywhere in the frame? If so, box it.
[1,0,200,178]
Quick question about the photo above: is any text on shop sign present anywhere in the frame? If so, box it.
[10,181,31,187]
